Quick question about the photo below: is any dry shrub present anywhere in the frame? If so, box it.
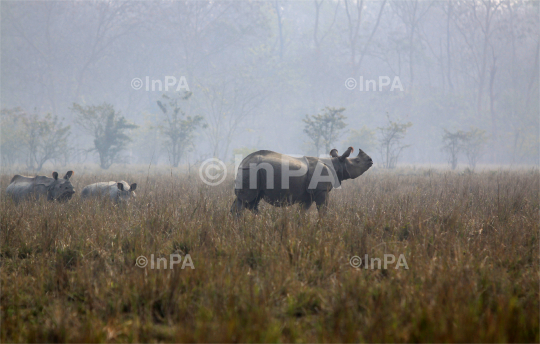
[1,168,538,342]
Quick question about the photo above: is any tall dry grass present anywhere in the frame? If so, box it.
[1,168,538,342]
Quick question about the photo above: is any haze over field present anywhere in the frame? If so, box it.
[1,2,539,342]
[1,0,538,169]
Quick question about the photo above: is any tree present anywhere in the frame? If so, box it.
[441,127,487,170]
[2,2,147,116]
[378,115,412,168]
[131,113,163,165]
[303,107,347,156]
[345,125,376,153]
[198,77,266,161]
[1,1,537,166]
[72,102,137,169]
[156,92,206,167]
[4,108,72,171]
[343,0,388,75]
[391,0,434,88]
[462,127,487,170]
[441,129,466,170]
[22,112,71,171]
[1,108,25,166]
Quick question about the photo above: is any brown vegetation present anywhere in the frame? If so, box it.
[1,168,538,342]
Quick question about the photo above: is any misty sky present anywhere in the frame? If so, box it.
[1,0,538,167]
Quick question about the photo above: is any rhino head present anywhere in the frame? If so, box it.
[116,181,137,202]
[329,147,373,180]
[48,171,75,201]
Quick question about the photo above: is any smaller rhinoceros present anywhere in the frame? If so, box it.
[81,181,137,203]
[6,171,75,203]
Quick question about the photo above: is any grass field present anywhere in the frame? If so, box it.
[1,167,538,342]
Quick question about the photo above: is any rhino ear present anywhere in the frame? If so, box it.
[117,183,124,191]
[63,171,74,179]
[52,172,59,180]
[339,147,354,161]
[129,183,137,191]
[329,149,339,158]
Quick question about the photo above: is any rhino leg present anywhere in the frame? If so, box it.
[249,195,263,213]
[300,200,313,212]
[231,193,263,216]
[230,197,243,215]
[314,192,329,216]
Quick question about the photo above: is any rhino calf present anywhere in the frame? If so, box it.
[232,147,372,215]
[6,171,75,203]
[81,181,137,203]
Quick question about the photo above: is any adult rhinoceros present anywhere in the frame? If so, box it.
[81,181,137,203]
[231,147,372,214]
[6,171,75,203]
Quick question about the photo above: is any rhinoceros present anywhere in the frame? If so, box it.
[6,171,75,203]
[81,181,137,203]
[231,147,372,214]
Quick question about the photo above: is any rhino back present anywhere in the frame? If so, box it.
[10,175,53,185]
[81,182,117,200]
[7,175,52,201]
[235,150,311,202]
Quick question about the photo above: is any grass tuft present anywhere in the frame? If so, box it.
[0,169,538,342]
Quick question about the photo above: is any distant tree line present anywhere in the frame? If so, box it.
[1,1,538,165]
[1,108,70,170]
[442,128,487,170]
[1,92,206,170]
[302,108,413,169]
[302,107,487,170]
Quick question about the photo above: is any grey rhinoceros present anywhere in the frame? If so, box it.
[6,171,75,203]
[231,147,372,214]
[81,181,137,203]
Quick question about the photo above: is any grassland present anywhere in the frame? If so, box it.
[1,166,538,342]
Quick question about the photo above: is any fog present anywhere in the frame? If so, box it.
[1,0,538,170]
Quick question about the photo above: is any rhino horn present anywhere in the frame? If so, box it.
[339,147,354,161]
[329,149,339,158]
[52,172,59,180]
